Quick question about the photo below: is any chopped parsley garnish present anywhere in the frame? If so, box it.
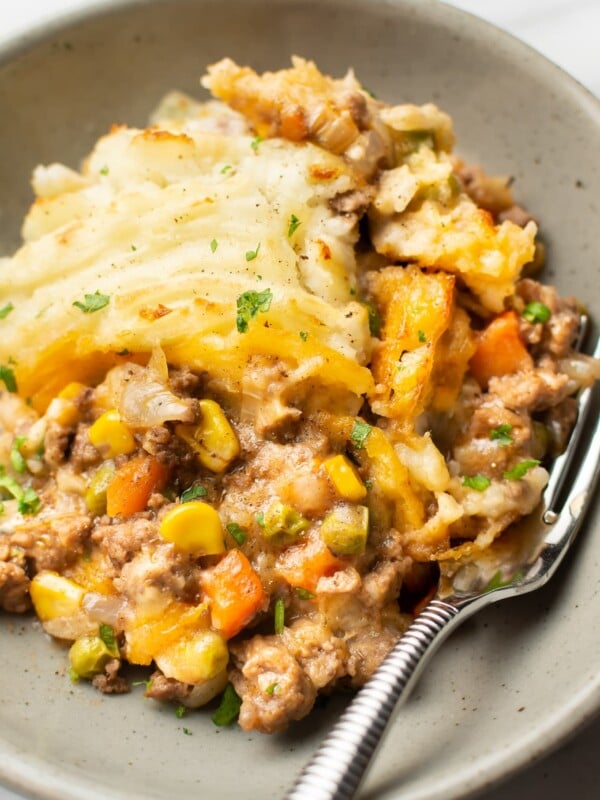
[212,683,242,726]
[220,164,232,174]
[18,487,41,516]
[522,301,551,324]
[72,290,110,314]
[10,437,27,474]
[364,302,381,337]
[287,214,301,237]
[274,598,285,635]
[0,303,14,320]
[417,330,427,343]
[0,468,41,515]
[210,238,218,253]
[489,424,514,447]
[350,420,372,450]
[182,727,193,736]
[236,288,272,333]
[250,136,263,152]
[0,467,24,500]
[0,365,17,393]
[245,243,261,262]
[175,704,187,719]
[462,474,491,492]
[265,683,280,696]
[181,484,208,503]
[132,677,153,690]
[98,623,119,657]
[255,511,265,528]
[226,522,247,546]
[503,459,540,480]
[485,569,523,592]
[131,244,137,251]
[299,331,308,342]
[295,587,316,601]
[99,166,109,175]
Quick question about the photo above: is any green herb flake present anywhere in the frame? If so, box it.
[503,460,540,480]
[349,287,357,296]
[417,330,427,343]
[226,522,247,546]
[250,136,263,152]
[18,487,41,516]
[0,502,4,516]
[0,365,17,393]
[265,683,280,696]
[182,727,193,736]
[255,511,265,528]
[175,704,187,719]
[299,331,308,342]
[522,301,551,324]
[69,667,80,684]
[236,288,272,333]
[364,479,374,490]
[485,569,523,592]
[462,474,491,492]
[245,243,261,262]
[350,420,372,450]
[220,164,232,174]
[98,623,119,657]
[295,587,316,601]
[274,598,285,635]
[489,424,514,447]
[99,166,109,176]
[181,484,208,503]
[0,467,24,502]
[132,678,153,690]
[364,302,381,337]
[131,244,137,251]
[287,214,301,237]
[117,348,130,356]
[212,683,242,727]
[210,238,218,253]
[10,437,27,474]
[72,290,110,314]
[0,303,14,320]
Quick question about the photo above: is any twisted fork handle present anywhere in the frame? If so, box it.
[285,599,464,800]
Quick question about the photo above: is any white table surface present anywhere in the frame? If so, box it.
[0,1,599,799]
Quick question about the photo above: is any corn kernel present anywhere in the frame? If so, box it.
[159,501,225,554]
[176,399,239,473]
[261,500,309,546]
[320,505,369,556]
[29,571,85,621]
[69,635,113,679]
[155,629,229,685]
[323,454,367,501]
[88,409,136,458]
[58,382,88,401]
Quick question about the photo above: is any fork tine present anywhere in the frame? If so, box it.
[542,334,600,523]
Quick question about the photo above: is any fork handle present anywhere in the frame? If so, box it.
[285,599,464,800]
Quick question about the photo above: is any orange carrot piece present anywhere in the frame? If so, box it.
[202,550,267,640]
[469,310,533,388]
[276,534,343,593]
[106,455,169,517]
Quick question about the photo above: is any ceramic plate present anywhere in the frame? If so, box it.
[1,1,599,799]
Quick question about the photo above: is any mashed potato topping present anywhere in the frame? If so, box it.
[0,58,597,733]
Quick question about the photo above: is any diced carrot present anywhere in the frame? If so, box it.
[202,550,267,640]
[469,310,533,388]
[276,533,343,593]
[106,455,169,517]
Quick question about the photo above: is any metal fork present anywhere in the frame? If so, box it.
[286,334,600,800]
